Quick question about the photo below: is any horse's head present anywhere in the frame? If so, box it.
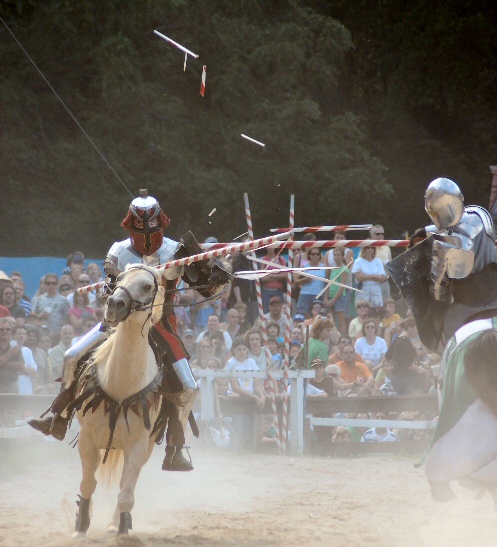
[105,265,165,328]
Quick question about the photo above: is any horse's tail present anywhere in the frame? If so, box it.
[98,449,123,489]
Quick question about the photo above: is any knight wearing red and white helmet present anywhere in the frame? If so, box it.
[30,190,231,472]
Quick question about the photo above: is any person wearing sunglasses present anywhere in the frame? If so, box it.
[30,274,70,334]
[293,248,327,317]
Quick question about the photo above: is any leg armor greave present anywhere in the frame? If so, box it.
[171,357,199,392]
[61,323,107,389]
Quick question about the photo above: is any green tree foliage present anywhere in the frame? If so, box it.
[0,0,391,256]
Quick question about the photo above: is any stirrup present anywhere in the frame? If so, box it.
[162,446,193,472]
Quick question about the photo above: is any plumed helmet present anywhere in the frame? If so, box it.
[425,178,464,230]
[121,189,170,255]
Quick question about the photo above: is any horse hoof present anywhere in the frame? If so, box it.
[106,525,118,535]
[72,531,86,540]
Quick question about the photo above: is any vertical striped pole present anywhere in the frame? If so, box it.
[243,193,281,450]
[280,195,294,452]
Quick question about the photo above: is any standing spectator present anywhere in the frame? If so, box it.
[255,295,290,336]
[324,231,355,267]
[25,325,49,385]
[306,317,335,366]
[354,319,388,374]
[351,246,387,308]
[86,262,103,283]
[228,252,258,324]
[31,274,70,334]
[209,330,228,363]
[0,271,14,292]
[58,275,75,299]
[221,308,241,348]
[181,329,197,361]
[68,290,94,335]
[67,273,96,306]
[348,299,371,342]
[0,317,24,393]
[370,225,392,303]
[13,280,33,315]
[12,324,38,394]
[259,247,287,313]
[47,325,75,382]
[323,248,350,336]
[63,251,85,276]
[0,285,27,324]
[293,248,327,316]
[233,302,252,335]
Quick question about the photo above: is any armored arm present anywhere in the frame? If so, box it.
[177,231,232,298]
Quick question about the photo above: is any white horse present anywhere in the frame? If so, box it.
[72,264,165,537]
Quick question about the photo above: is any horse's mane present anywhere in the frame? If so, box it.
[83,264,164,375]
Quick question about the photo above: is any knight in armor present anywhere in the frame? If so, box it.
[388,177,497,350]
[29,190,231,471]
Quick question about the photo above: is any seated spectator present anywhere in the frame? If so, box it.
[368,307,391,347]
[68,290,94,335]
[0,285,26,324]
[375,360,397,396]
[196,314,232,351]
[0,317,24,393]
[210,329,228,363]
[48,325,75,382]
[190,338,213,369]
[31,274,70,334]
[225,338,265,404]
[309,358,335,396]
[246,329,267,371]
[289,340,302,367]
[306,317,335,366]
[72,312,98,345]
[267,337,282,369]
[328,335,365,365]
[397,317,421,347]
[345,412,371,441]
[12,324,38,394]
[361,412,399,442]
[266,321,280,339]
[386,334,428,395]
[293,248,327,316]
[354,318,388,374]
[292,313,305,330]
[332,426,351,443]
[351,246,387,309]
[381,297,402,332]
[348,299,371,342]
[290,327,304,345]
[304,300,325,328]
[336,344,374,393]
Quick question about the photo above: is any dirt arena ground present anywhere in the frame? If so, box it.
[1,436,496,547]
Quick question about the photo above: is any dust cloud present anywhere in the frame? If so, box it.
[1,435,496,547]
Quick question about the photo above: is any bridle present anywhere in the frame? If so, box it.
[107,264,160,324]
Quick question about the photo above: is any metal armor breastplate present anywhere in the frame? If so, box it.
[105,238,181,275]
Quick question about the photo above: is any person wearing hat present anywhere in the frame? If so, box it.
[0,271,14,292]
[255,294,290,336]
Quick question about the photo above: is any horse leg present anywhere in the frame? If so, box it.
[115,439,152,535]
[74,430,99,538]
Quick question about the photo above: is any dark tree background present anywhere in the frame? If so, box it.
[1,0,496,257]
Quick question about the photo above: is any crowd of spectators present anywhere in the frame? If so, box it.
[0,228,440,445]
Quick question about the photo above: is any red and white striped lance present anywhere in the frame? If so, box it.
[202,239,409,250]
[200,65,206,97]
[270,224,372,233]
[158,230,293,272]
[77,281,105,295]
